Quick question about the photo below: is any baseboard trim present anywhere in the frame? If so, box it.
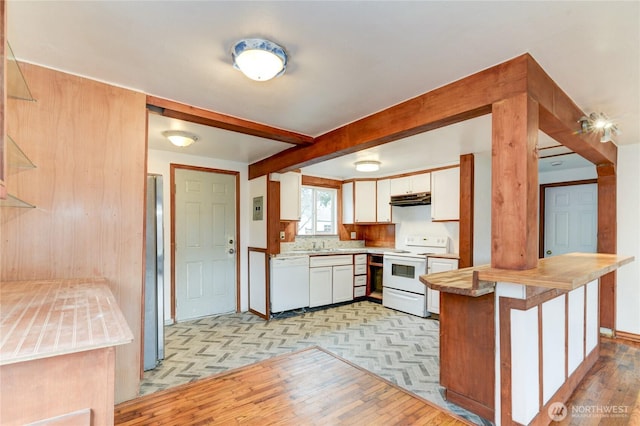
[616,330,640,344]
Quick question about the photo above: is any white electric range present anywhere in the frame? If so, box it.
[382,235,450,317]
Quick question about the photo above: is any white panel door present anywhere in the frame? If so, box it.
[376,179,391,223]
[175,168,236,321]
[332,264,354,303]
[354,180,376,223]
[544,184,597,257]
[310,267,332,307]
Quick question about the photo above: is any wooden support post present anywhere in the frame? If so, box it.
[597,163,617,330]
[491,93,539,270]
[459,154,474,268]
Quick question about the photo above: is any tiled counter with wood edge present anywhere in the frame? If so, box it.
[420,252,634,426]
[0,278,133,425]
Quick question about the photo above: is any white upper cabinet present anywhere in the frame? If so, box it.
[431,167,460,221]
[376,179,391,223]
[280,172,301,221]
[354,180,376,223]
[342,182,354,224]
[389,172,431,196]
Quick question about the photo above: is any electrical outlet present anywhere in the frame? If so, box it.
[350,231,357,239]
[279,231,285,240]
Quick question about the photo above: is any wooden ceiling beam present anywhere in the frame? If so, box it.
[526,56,617,165]
[146,95,314,146]
[249,54,532,179]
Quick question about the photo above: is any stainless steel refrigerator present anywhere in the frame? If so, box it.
[144,174,165,370]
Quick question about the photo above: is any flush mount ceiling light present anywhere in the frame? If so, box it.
[232,38,288,82]
[162,130,199,147]
[355,160,381,172]
[578,112,620,143]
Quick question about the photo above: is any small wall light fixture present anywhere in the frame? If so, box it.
[355,160,381,172]
[578,112,619,143]
[162,130,199,147]
[232,38,288,82]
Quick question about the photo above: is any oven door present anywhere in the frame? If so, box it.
[383,255,427,294]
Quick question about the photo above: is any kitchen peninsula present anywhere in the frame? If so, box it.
[0,279,133,425]
[420,253,634,425]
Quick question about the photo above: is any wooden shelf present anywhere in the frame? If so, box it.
[7,134,35,169]
[0,192,35,208]
[6,41,35,101]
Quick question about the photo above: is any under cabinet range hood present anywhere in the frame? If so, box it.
[389,192,431,207]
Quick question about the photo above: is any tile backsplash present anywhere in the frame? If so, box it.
[281,236,365,253]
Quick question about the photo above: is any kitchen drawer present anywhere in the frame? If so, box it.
[354,264,367,275]
[309,254,353,268]
[354,286,366,297]
[354,275,366,286]
[354,254,367,265]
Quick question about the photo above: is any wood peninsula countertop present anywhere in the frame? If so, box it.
[420,253,635,297]
[0,278,133,365]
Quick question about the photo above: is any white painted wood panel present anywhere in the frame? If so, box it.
[248,251,267,316]
[511,306,540,425]
[567,286,585,375]
[542,295,566,403]
[585,279,599,354]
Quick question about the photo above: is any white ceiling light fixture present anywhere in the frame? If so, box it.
[232,38,288,82]
[162,130,199,147]
[355,160,381,172]
[578,112,620,143]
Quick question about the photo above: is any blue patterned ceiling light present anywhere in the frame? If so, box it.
[232,38,288,82]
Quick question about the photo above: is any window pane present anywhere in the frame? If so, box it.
[297,186,337,236]
[298,187,314,235]
[315,188,335,234]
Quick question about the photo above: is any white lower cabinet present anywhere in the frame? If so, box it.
[309,267,333,307]
[353,253,367,298]
[333,264,354,303]
[309,255,354,307]
[426,257,459,314]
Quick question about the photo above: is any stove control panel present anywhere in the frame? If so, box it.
[405,235,448,248]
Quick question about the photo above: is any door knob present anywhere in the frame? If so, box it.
[546,250,552,255]
[229,248,235,254]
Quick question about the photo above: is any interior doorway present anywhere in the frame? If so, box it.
[171,164,240,322]
[539,180,598,258]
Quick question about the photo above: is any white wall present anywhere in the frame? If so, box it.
[248,175,268,248]
[147,149,251,317]
[473,150,492,265]
[616,144,640,335]
[392,205,460,252]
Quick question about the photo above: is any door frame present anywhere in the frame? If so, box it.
[170,164,241,322]
[538,178,597,258]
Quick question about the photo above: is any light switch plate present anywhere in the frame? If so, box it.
[350,231,357,239]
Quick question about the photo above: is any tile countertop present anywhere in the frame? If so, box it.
[420,253,635,297]
[0,278,134,366]
[276,247,397,257]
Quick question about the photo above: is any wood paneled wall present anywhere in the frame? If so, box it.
[1,64,147,403]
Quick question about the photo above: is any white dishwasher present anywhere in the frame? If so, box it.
[270,256,310,313]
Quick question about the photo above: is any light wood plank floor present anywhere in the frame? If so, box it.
[115,346,470,426]
[558,337,640,425]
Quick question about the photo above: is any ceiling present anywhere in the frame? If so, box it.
[8,1,638,179]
